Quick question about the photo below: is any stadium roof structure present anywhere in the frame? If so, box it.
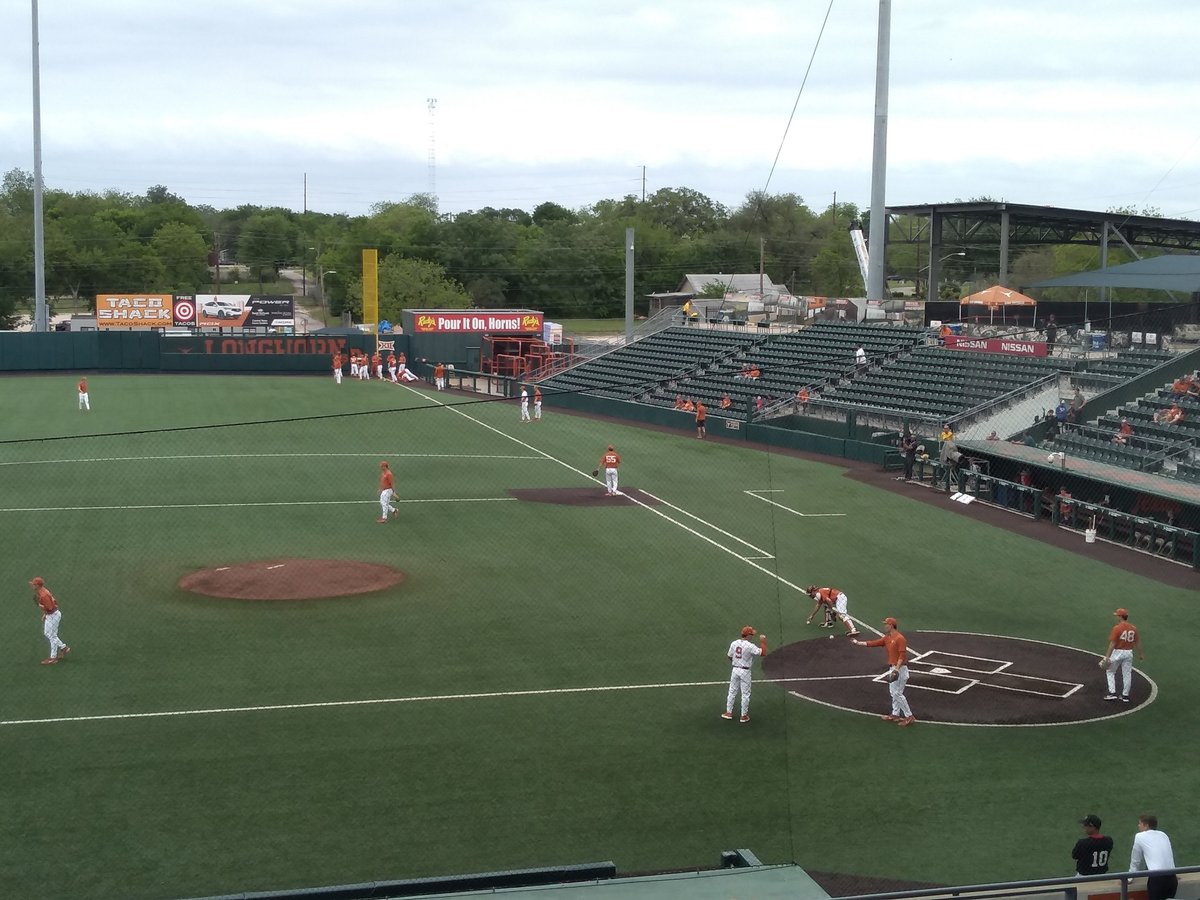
[1030,253,1200,293]
[885,201,1200,302]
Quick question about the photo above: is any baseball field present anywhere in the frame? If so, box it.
[0,373,1195,899]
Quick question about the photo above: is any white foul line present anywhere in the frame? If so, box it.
[0,675,875,728]
[744,489,847,517]
[0,497,517,514]
[0,452,547,468]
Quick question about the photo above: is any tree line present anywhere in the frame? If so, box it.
[0,167,1157,329]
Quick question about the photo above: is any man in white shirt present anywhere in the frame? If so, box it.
[1130,814,1177,900]
[722,626,768,724]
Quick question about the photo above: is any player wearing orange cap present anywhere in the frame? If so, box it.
[377,461,398,523]
[332,352,343,385]
[853,617,914,726]
[1101,608,1143,702]
[722,626,768,723]
[31,577,70,665]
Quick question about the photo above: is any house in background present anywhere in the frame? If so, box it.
[646,273,789,316]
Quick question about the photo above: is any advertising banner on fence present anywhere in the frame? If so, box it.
[95,294,174,328]
[945,335,1048,357]
[190,295,295,328]
[412,311,543,334]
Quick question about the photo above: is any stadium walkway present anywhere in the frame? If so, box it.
[417,864,828,899]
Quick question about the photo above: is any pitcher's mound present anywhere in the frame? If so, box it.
[179,558,405,600]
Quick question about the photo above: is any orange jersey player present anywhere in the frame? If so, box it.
[387,353,398,383]
[853,617,913,726]
[77,376,90,411]
[434,362,446,391]
[332,353,343,385]
[600,445,621,496]
[805,586,858,635]
[377,461,398,523]
[695,400,706,438]
[1101,607,1143,702]
[533,386,543,421]
[31,576,70,664]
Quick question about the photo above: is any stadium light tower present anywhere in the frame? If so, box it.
[29,0,48,332]
[865,0,891,303]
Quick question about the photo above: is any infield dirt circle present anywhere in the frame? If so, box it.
[762,630,1155,726]
[178,558,405,600]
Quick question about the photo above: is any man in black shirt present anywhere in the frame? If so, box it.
[1073,814,1113,876]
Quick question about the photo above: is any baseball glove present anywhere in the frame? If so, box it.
[591,469,599,477]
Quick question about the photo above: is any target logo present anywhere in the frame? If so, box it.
[173,297,196,325]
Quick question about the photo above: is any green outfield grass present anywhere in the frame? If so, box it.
[0,373,1195,899]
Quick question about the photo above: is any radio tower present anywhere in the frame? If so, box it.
[427,97,438,211]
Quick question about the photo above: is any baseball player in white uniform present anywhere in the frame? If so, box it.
[520,387,531,422]
[723,626,768,722]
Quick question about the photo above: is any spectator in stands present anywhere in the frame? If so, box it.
[1069,388,1085,423]
[939,423,955,443]
[755,395,765,412]
[1113,418,1133,445]
[986,430,999,440]
[899,429,918,481]
[1159,404,1185,425]
[738,364,751,379]
[749,364,761,379]
[1055,399,1069,433]
[855,345,867,372]
[1045,315,1058,352]
[1169,375,1192,400]
[720,393,732,410]
[674,394,685,410]
[796,387,810,413]
[682,397,695,412]
[1188,373,1200,398]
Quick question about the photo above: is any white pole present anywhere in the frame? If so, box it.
[30,0,48,332]
[865,0,891,302]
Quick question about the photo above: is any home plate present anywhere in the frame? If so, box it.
[929,667,952,675]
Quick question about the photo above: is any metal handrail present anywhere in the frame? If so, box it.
[836,864,1200,900]
[946,371,1058,429]
[525,308,684,383]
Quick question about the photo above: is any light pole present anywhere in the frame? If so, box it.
[917,251,966,302]
[319,269,336,328]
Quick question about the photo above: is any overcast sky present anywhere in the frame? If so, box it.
[1,0,1197,219]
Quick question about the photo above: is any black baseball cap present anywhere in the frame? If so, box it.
[1080,815,1101,829]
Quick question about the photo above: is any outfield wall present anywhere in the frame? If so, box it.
[0,332,386,373]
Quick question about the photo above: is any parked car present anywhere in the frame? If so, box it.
[201,298,242,319]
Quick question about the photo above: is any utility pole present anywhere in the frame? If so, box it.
[641,166,646,203]
[427,98,438,210]
[625,228,635,341]
[213,232,221,294]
